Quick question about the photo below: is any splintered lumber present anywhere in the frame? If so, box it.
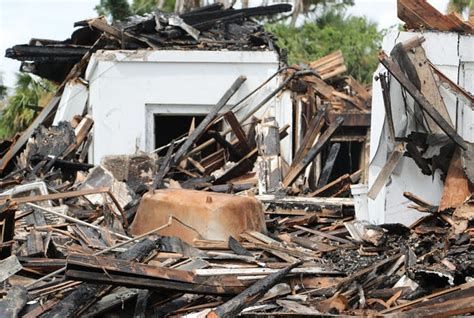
[228,236,253,257]
[194,267,341,276]
[379,52,468,150]
[294,225,353,245]
[367,143,405,200]
[214,125,289,184]
[186,70,310,159]
[0,187,110,205]
[207,261,302,318]
[346,75,371,102]
[173,75,246,165]
[381,282,474,314]
[310,173,351,197]
[439,149,471,211]
[309,51,347,80]
[26,203,131,240]
[283,116,344,187]
[0,255,22,283]
[42,236,162,318]
[397,0,473,34]
[292,107,325,165]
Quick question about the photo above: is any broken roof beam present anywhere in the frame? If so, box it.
[5,44,89,62]
[378,51,468,150]
[180,4,292,26]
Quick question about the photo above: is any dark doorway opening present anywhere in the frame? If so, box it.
[153,114,220,158]
[324,141,362,183]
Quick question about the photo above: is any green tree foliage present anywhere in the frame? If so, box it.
[95,0,132,21]
[447,0,472,14]
[266,9,383,83]
[132,0,175,15]
[96,0,176,21]
[0,73,54,139]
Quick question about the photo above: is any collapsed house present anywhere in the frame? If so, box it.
[0,1,473,317]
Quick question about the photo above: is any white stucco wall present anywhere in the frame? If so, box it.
[85,50,291,165]
[368,31,474,225]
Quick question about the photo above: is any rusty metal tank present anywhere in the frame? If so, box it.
[130,189,267,243]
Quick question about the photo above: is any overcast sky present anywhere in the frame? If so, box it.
[0,0,450,88]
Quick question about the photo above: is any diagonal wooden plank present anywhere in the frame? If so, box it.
[367,143,405,200]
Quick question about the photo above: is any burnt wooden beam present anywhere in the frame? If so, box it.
[209,130,244,161]
[151,140,174,190]
[214,125,289,184]
[134,290,150,318]
[378,72,396,143]
[207,261,302,317]
[223,111,252,153]
[173,76,246,165]
[292,107,325,165]
[317,142,341,188]
[378,52,468,150]
[42,236,161,318]
[283,116,344,187]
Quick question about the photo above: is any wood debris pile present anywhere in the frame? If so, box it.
[0,1,472,316]
[0,180,473,316]
[398,0,474,34]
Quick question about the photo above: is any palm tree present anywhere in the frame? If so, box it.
[0,73,54,139]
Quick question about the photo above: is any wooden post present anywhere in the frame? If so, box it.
[255,117,282,194]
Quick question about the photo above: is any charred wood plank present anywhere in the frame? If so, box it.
[181,4,292,26]
[152,140,174,190]
[223,111,252,153]
[317,143,340,188]
[207,261,302,318]
[379,72,396,143]
[228,236,253,257]
[134,289,150,318]
[209,130,244,161]
[65,253,246,295]
[283,116,344,187]
[173,76,246,165]
[42,236,161,318]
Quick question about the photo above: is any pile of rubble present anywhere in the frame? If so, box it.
[0,178,472,316]
[0,1,473,317]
